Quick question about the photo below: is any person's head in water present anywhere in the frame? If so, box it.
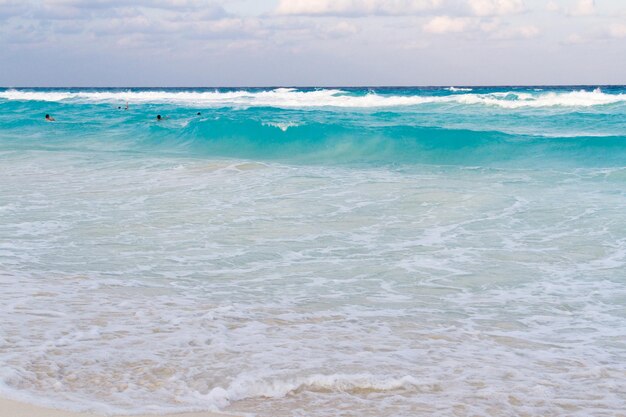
[45,114,55,122]
[157,115,162,121]
[197,112,201,116]
[118,106,121,109]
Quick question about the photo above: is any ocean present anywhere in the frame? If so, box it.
[0,86,625,416]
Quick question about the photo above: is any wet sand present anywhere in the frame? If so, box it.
[0,397,240,417]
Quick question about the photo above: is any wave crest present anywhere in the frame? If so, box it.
[204,374,432,409]
[1,88,624,109]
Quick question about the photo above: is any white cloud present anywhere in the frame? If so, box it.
[467,0,525,17]
[569,0,594,16]
[517,25,539,38]
[545,1,559,12]
[275,0,442,17]
[423,15,470,34]
[609,24,626,38]
[423,14,538,40]
[1,1,263,47]
[42,0,215,10]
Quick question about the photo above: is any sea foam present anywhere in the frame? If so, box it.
[1,87,625,108]
[0,86,625,417]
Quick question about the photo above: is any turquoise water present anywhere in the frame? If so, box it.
[1,87,625,416]
[2,87,626,167]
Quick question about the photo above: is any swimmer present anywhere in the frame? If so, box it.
[157,115,162,121]
[197,112,201,116]
[45,114,55,122]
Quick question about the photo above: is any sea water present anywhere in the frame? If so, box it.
[0,87,625,416]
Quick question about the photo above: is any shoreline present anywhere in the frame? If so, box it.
[0,397,240,417]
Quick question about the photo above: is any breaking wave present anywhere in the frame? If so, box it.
[1,87,625,109]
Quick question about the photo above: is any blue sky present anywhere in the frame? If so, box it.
[0,0,624,86]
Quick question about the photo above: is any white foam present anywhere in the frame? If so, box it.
[446,86,473,92]
[203,374,429,408]
[0,88,624,109]
[1,154,626,416]
[453,89,626,108]
[261,121,302,131]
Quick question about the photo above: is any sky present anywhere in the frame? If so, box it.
[0,0,625,86]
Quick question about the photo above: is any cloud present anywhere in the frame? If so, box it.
[88,14,263,42]
[275,0,442,17]
[41,0,217,11]
[0,22,47,44]
[423,14,539,40]
[0,1,28,20]
[467,0,525,17]
[423,15,470,34]
[22,0,229,21]
[561,24,626,45]
[0,0,262,49]
[547,0,597,17]
[568,0,594,16]
[609,24,626,38]
[545,1,559,12]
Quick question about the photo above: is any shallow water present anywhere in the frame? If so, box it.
[1,87,625,416]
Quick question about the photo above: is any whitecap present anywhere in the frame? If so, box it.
[1,88,624,109]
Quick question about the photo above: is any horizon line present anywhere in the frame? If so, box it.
[1,84,625,89]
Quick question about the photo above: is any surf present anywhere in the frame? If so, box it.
[1,86,626,108]
[1,86,626,417]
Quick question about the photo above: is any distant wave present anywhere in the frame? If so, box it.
[446,87,473,92]
[1,88,625,109]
